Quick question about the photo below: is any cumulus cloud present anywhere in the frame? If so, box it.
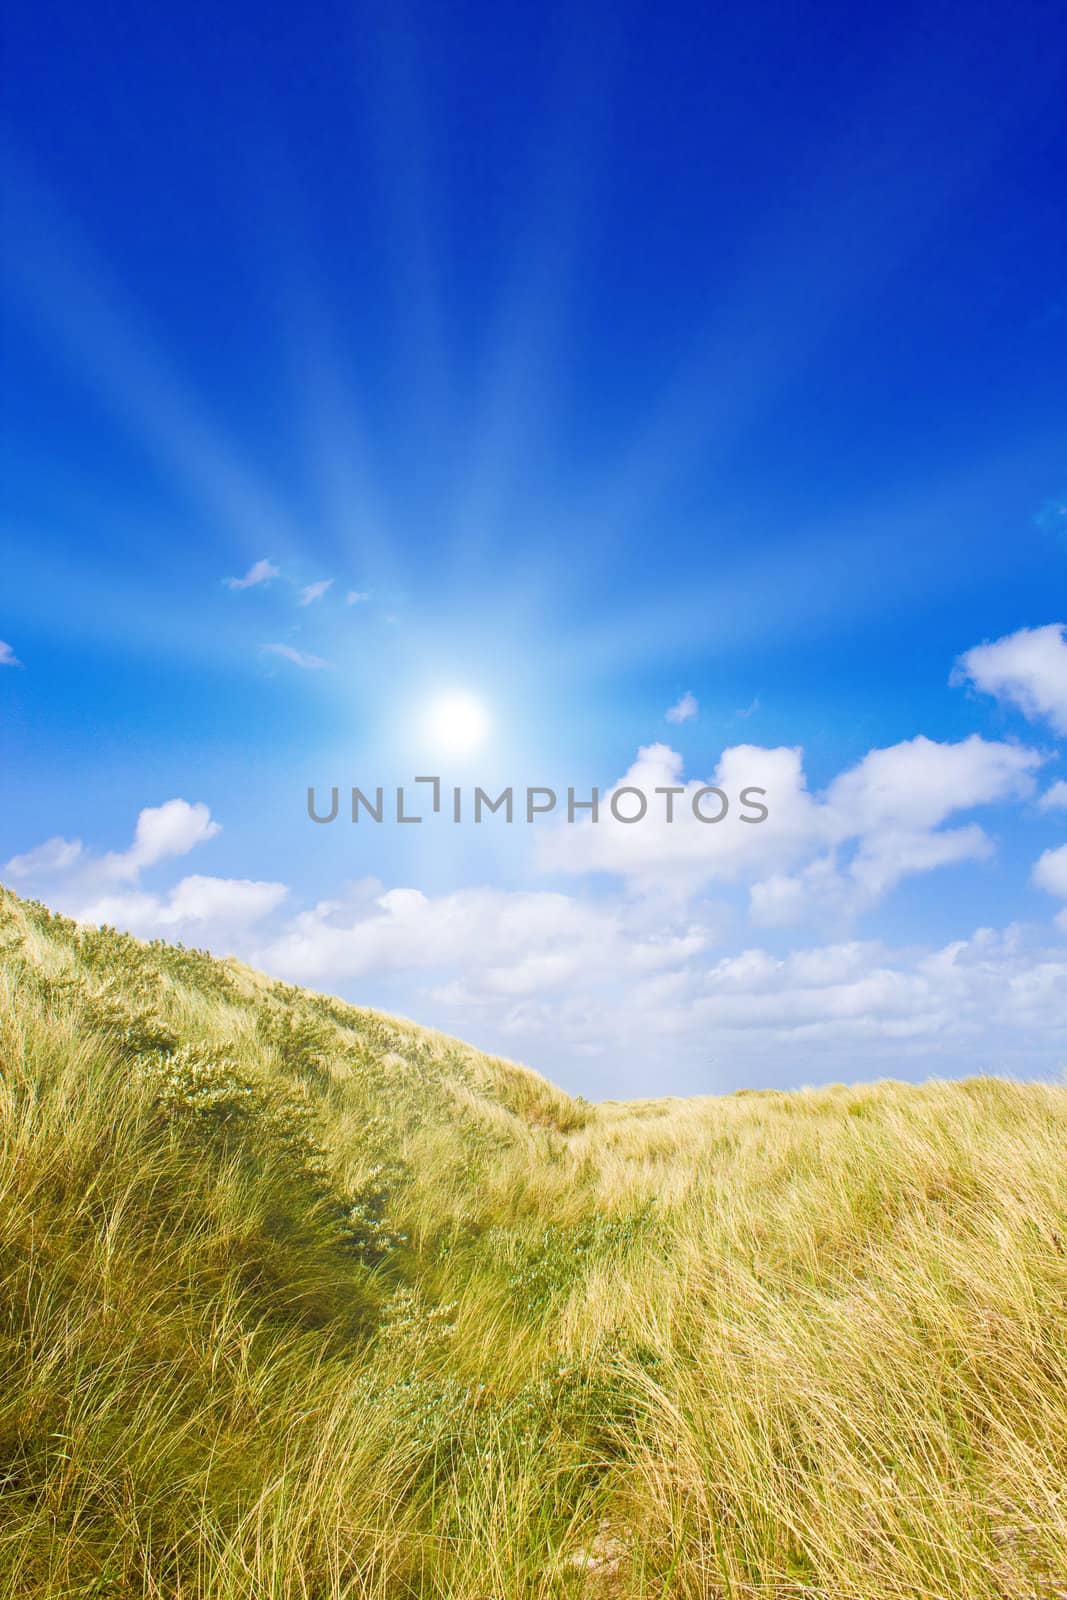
[7,598,1067,1091]
[666,691,698,723]
[538,734,1040,923]
[749,858,845,927]
[822,733,1037,832]
[682,927,1067,1049]
[1038,780,1067,812]
[298,579,333,606]
[5,800,221,894]
[750,826,995,927]
[953,623,1067,734]
[100,799,221,882]
[261,643,329,670]
[39,861,1067,1087]
[225,559,279,590]
[6,801,283,949]
[1033,844,1067,900]
[8,792,1065,1089]
[252,879,715,996]
[74,875,288,938]
[0,641,22,666]
[249,886,1067,1090]
[841,824,993,902]
[539,742,816,885]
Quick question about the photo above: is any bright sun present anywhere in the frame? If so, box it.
[424,692,491,754]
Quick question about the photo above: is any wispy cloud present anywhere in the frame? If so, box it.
[665,691,698,724]
[0,641,22,667]
[224,558,280,591]
[735,697,760,719]
[1035,496,1067,549]
[346,590,370,606]
[261,643,329,670]
[3,835,83,879]
[298,579,333,607]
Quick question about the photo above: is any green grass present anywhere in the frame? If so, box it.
[1,883,1066,1598]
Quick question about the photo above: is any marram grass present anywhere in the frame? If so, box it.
[1,885,1065,1598]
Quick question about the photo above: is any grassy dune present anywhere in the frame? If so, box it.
[1,884,1066,1598]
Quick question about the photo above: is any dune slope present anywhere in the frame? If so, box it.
[1,884,1066,1598]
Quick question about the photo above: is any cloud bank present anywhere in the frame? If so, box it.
[4,625,1065,1091]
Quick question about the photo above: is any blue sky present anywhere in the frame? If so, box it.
[2,0,1066,1095]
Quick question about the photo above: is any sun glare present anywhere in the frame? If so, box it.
[424,692,491,754]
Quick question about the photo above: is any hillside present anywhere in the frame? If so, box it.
[1,883,1066,1599]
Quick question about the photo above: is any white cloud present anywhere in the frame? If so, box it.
[298,579,333,606]
[346,590,370,606]
[749,826,995,926]
[249,885,1067,1090]
[539,742,816,885]
[101,799,220,882]
[6,800,282,949]
[1033,845,1067,900]
[261,643,329,670]
[822,733,1037,833]
[538,734,1040,923]
[684,928,1067,1044]
[74,874,287,937]
[8,790,1065,1090]
[749,858,843,927]
[666,691,698,723]
[8,597,1067,1093]
[252,879,713,994]
[834,824,992,902]
[6,800,221,896]
[1038,780,1067,811]
[3,835,83,880]
[225,559,279,591]
[953,622,1067,734]
[0,641,22,667]
[160,875,285,924]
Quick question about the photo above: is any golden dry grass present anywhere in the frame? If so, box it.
[1,885,1066,1598]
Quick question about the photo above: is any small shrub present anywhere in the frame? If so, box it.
[83,982,178,1059]
[256,1005,334,1084]
[137,1042,257,1134]
[342,1161,410,1264]
[146,938,237,1000]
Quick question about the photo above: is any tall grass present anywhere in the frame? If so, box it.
[1,885,1065,1597]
